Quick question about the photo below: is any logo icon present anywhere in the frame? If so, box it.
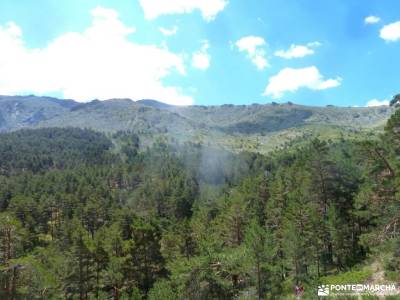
[318,285,330,296]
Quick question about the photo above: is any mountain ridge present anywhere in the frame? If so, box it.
[0,95,393,153]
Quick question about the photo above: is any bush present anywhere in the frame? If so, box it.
[320,269,373,285]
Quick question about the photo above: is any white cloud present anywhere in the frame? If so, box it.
[235,36,268,70]
[139,0,228,21]
[275,41,321,59]
[380,21,400,42]
[364,15,381,24]
[366,99,389,107]
[0,7,194,105]
[191,40,211,70]
[159,26,178,36]
[263,66,341,98]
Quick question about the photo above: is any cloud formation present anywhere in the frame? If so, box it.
[235,36,268,70]
[159,26,178,36]
[364,16,380,24]
[192,40,211,70]
[139,0,228,21]
[0,7,194,105]
[263,66,341,98]
[380,21,400,42]
[275,41,321,59]
[366,99,389,107]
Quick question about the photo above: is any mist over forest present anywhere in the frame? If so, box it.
[0,95,399,299]
[1,0,400,298]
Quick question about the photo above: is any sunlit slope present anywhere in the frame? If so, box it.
[0,95,392,153]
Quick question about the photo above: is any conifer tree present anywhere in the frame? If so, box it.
[0,213,26,300]
[244,219,274,299]
[64,219,94,300]
[127,219,167,294]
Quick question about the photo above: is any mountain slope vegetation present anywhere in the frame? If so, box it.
[0,95,393,153]
[0,102,399,299]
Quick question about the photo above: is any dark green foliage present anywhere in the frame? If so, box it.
[147,280,176,300]
[244,219,274,299]
[0,109,399,300]
[0,127,113,174]
[127,219,167,293]
[64,219,94,299]
[386,238,400,273]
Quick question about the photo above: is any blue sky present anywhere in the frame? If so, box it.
[0,0,399,106]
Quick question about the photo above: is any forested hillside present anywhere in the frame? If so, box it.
[0,95,393,153]
[0,102,399,299]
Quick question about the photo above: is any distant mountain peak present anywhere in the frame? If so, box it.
[136,99,174,109]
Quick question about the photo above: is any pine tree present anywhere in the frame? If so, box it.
[0,213,26,300]
[127,219,167,294]
[265,170,290,287]
[92,228,109,299]
[103,224,129,300]
[147,280,176,300]
[244,219,274,300]
[104,256,127,300]
[64,219,94,300]
[216,192,249,247]
[283,164,321,281]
